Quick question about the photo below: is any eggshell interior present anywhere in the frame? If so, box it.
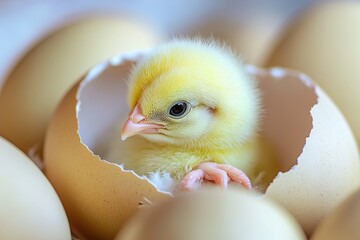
[45,51,360,239]
[0,16,162,156]
[312,187,360,240]
[252,67,316,172]
[76,53,142,157]
[0,137,71,240]
[115,188,307,240]
[266,2,360,149]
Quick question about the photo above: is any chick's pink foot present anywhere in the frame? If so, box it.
[180,162,252,191]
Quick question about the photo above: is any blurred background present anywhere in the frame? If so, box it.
[0,0,342,87]
[1,1,360,239]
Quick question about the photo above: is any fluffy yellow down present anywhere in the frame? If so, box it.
[109,39,278,189]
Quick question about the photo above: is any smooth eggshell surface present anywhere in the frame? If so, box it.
[115,188,306,240]
[311,188,360,240]
[266,2,360,148]
[0,137,71,240]
[0,16,162,155]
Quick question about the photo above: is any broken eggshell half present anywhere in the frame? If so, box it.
[44,51,360,239]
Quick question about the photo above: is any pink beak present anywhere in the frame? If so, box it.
[121,103,164,140]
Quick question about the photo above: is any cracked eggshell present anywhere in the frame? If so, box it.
[43,52,171,240]
[312,187,360,240]
[0,137,71,240]
[44,51,360,239]
[115,188,306,240]
[0,15,162,155]
[252,66,360,235]
[266,2,360,148]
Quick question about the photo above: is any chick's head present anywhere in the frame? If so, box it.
[121,39,260,150]
[137,68,217,144]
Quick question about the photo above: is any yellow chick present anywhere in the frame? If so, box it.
[111,39,275,191]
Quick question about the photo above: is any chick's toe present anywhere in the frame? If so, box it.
[180,162,252,191]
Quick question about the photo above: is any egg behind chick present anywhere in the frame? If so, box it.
[266,2,360,148]
[0,16,161,155]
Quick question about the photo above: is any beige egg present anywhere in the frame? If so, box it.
[190,17,283,66]
[0,137,71,240]
[266,2,360,148]
[115,188,306,240]
[44,51,360,239]
[311,188,360,240]
[0,16,162,155]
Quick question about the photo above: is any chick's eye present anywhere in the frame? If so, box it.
[169,101,189,118]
